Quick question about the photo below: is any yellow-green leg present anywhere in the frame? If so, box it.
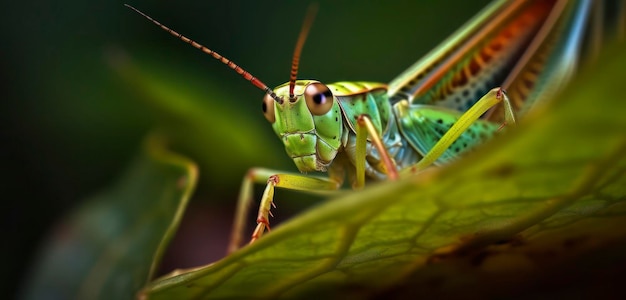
[405,87,516,174]
[354,114,399,187]
[228,167,343,253]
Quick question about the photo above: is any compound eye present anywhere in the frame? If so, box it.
[262,94,276,123]
[304,82,334,116]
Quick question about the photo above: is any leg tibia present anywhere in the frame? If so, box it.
[228,168,342,252]
[405,88,515,174]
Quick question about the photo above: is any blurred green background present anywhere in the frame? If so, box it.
[2,0,493,297]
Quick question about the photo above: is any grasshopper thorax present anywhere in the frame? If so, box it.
[263,80,343,172]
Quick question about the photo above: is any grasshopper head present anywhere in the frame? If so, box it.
[127,4,331,171]
[262,80,343,172]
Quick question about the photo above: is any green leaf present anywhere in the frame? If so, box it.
[140,40,626,299]
[22,136,197,299]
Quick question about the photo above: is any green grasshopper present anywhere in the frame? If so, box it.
[126,0,603,253]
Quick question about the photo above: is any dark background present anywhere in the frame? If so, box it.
[2,0,491,297]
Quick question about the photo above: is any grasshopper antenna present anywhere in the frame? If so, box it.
[288,4,319,101]
[124,4,282,103]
